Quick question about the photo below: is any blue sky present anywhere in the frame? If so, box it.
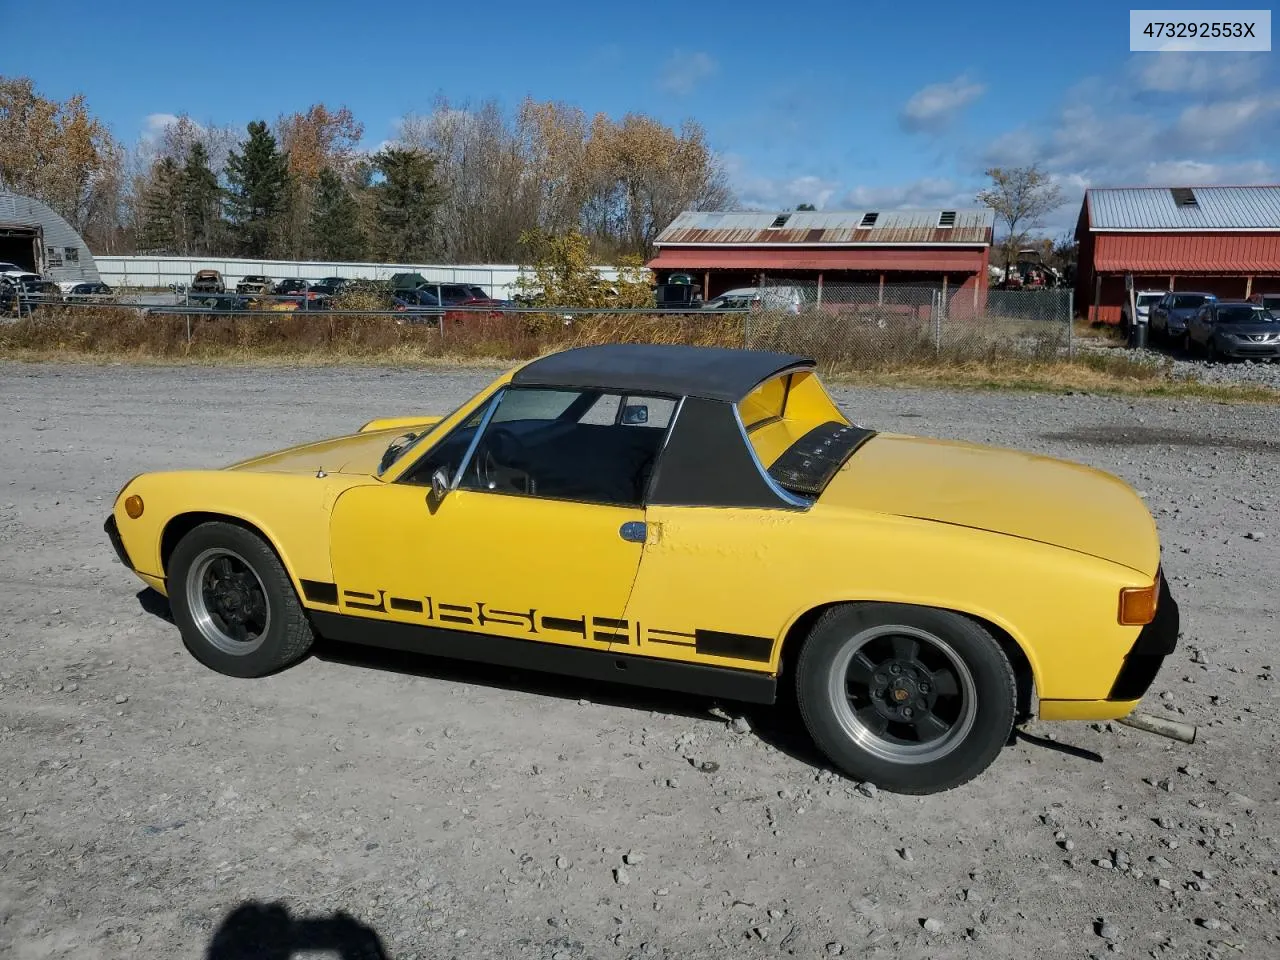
[8,0,1277,234]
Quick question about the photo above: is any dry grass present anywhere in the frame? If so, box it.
[2,306,1276,403]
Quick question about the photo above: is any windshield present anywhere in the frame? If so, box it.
[1217,305,1270,324]
[1172,294,1208,308]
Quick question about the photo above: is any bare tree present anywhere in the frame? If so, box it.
[976,164,1064,270]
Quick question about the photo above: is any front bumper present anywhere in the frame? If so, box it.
[104,514,133,569]
[1108,574,1179,701]
[1216,339,1280,359]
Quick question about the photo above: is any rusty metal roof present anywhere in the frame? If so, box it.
[654,209,993,246]
[1087,186,1280,231]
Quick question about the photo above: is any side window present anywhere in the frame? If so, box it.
[399,401,494,485]
[455,388,675,505]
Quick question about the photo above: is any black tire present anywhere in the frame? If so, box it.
[168,521,314,678]
[795,603,1016,794]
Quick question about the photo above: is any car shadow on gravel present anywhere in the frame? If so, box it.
[131,587,828,771]
[311,637,830,770]
[204,900,388,959]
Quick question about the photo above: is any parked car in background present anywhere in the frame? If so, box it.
[0,261,39,282]
[1149,291,1214,341]
[1120,290,1166,332]
[1248,292,1280,314]
[419,283,501,307]
[392,288,443,323]
[236,275,274,295]
[62,281,114,303]
[702,286,806,314]
[190,270,226,294]
[273,278,315,296]
[316,277,351,293]
[1183,300,1280,360]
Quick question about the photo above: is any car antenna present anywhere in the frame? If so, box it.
[315,466,327,478]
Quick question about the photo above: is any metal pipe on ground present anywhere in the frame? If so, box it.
[1115,712,1197,744]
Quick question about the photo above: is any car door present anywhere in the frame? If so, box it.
[328,386,673,654]
[1151,294,1169,334]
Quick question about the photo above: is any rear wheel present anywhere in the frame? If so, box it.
[796,604,1016,794]
[168,521,314,677]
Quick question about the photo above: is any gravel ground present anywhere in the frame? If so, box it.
[1,362,1277,960]
[1077,334,1280,389]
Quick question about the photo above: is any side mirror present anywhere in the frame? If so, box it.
[622,404,649,425]
[428,467,450,510]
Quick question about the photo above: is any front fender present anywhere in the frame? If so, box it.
[111,470,374,589]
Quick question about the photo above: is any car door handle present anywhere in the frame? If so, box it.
[619,521,647,543]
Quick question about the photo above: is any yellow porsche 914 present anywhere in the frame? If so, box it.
[105,344,1177,793]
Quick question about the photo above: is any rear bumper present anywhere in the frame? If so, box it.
[1108,574,1179,701]
[104,514,133,569]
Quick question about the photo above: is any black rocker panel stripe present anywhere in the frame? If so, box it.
[300,580,339,605]
[695,629,774,663]
[310,611,777,705]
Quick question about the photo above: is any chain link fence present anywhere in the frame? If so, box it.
[4,281,1077,369]
[743,279,1075,366]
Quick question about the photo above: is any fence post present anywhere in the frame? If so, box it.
[743,311,751,350]
[186,313,191,344]
[933,291,942,353]
[1067,290,1074,360]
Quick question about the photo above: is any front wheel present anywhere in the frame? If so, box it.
[168,521,314,678]
[796,604,1016,794]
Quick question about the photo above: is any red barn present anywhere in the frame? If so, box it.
[647,209,993,310]
[1076,185,1280,324]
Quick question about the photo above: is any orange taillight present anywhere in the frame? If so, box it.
[124,495,144,519]
[1118,575,1160,625]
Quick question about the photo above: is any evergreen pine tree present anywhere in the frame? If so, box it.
[309,168,366,261]
[224,121,289,257]
[180,142,222,256]
[371,148,442,262]
[138,157,180,253]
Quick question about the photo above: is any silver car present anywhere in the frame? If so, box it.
[1184,300,1280,361]
[1150,291,1215,341]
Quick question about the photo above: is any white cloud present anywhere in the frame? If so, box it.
[840,177,972,210]
[1142,158,1274,185]
[1131,53,1265,94]
[900,75,986,132]
[141,112,205,147]
[723,155,840,209]
[658,52,718,95]
[1174,96,1280,146]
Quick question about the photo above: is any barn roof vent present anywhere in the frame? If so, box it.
[937,210,957,228]
[1171,187,1198,207]
[859,212,879,228]
[769,213,791,229]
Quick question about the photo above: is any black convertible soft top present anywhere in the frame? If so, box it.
[511,344,814,402]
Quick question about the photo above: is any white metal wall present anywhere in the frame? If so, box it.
[94,256,621,300]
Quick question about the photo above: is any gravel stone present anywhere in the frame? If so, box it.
[922,918,943,934]
[730,717,751,735]
[856,782,878,799]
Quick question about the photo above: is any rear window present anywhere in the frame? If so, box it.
[1137,293,1163,306]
